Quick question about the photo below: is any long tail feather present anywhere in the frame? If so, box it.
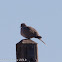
[40,39,47,46]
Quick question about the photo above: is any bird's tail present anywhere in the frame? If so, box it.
[35,36,47,45]
[35,36,46,45]
[35,36,42,38]
[39,39,47,45]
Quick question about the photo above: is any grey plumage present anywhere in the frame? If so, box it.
[21,23,46,45]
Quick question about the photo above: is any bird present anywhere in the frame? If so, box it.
[20,23,46,45]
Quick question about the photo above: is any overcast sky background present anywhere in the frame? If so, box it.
[0,0,62,62]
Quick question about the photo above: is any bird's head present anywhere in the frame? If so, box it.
[21,23,27,27]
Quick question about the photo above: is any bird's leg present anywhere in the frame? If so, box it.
[27,38,30,39]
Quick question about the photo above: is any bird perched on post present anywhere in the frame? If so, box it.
[21,23,46,45]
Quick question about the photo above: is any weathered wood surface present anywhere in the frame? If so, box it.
[16,39,38,62]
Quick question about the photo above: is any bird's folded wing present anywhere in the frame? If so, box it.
[24,26,39,36]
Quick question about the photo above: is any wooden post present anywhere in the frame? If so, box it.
[16,39,38,62]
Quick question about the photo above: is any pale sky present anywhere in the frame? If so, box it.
[0,0,62,62]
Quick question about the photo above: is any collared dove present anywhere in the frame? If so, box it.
[20,23,46,45]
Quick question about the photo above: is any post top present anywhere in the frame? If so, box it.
[16,39,37,45]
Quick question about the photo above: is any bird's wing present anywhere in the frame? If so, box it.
[25,26,39,36]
